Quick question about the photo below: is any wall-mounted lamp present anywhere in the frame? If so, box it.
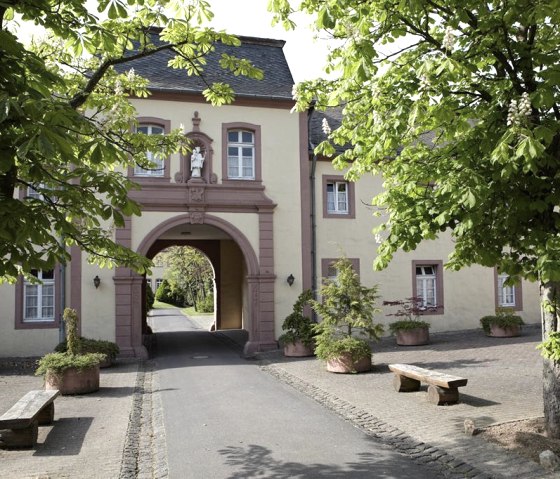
[93,275,101,289]
[287,274,295,286]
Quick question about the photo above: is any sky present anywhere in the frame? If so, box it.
[15,0,332,84]
[205,0,332,82]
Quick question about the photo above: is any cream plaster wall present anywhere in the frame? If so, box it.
[80,262,116,341]
[314,161,542,336]
[130,99,299,185]
[0,284,60,357]
[211,212,259,257]
[130,99,304,338]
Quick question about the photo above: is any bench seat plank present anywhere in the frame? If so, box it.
[0,390,59,429]
[388,364,468,389]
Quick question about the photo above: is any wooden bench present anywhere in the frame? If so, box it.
[388,364,468,405]
[0,390,59,448]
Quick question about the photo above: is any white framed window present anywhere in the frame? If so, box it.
[412,261,443,314]
[155,278,164,290]
[27,184,44,200]
[24,270,55,322]
[227,130,255,179]
[497,274,515,307]
[326,181,349,214]
[134,124,165,177]
[496,273,521,309]
[415,265,438,309]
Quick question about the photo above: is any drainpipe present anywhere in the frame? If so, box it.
[307,102,318,317]
[59,257,66,343]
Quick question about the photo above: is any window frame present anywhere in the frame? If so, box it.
[494,270,523,311]
[15,268,61,329]
[321,258,360,281]
[322,175,355,219]
[411,260,444,315]
[129,117,171,182]
[222,123,262,183]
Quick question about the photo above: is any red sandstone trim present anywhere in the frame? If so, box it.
[299,111,313,292]
[128,117,171,182]
[321,175,356,219]
[221,122,262,183]
[15,268,61,330]
[493,268,523,311]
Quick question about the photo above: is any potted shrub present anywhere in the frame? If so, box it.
[36,308,104,394]
[310,257,384,373]
[384,297,433,346]
[480,307,524,337]
[55,337,119,368]
[279,289,315,357]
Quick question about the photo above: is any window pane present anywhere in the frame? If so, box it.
[241,131,253,143]
[42,270,54,280]
[151,126,163,135]
[242,147,253,157]
[228,147,238,157]
[327,190,335,212]
[137,126,148,134]
[228,131,239,142]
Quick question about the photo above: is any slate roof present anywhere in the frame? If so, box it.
[309,107,343,151]
[122,33,294,101]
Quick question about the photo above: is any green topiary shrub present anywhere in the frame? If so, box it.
[36,308,104,378]
[146,282,155,312]
[279,289,315,347]
[310,257,383,369]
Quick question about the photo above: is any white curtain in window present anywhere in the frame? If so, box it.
[416,266,437,307]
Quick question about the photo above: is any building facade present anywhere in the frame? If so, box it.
[0,36,540,358]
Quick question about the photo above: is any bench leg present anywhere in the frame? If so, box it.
[393,374,421,392]
[0,420,39,449]
[37,402,55,425]
[427,385,459,405]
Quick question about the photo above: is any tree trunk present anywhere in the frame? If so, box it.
[541,281,560,438]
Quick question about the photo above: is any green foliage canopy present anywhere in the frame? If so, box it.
[0,0,262,282]
[272,0,560,286]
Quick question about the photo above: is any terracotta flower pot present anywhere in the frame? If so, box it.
[488,324,521,338]
[326,352,371,373]
[395,327,430,346]
[283,340,315,357]
[45,365,100,395]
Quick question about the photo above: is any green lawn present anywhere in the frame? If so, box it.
[153,300,177,309]
[181,306,214,317]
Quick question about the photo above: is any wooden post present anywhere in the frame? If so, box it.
[0,420,39,448]
[427,385,459,405]
[393,374,421,392]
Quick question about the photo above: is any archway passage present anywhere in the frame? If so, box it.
[145,233,244,334]
[148,245,217,329]
[113,213,277,359]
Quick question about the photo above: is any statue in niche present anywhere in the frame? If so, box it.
[190,146,205,178]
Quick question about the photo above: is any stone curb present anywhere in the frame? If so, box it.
[262,362,495,479]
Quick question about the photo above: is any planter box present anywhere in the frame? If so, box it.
[326,353,371,373]
[488,324,521,338]
[395,327,430,346]
[283,340,315,357]
[45,365,100,395]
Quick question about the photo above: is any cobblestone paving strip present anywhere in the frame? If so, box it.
[120,361,169,479]
[262,363,493,479]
